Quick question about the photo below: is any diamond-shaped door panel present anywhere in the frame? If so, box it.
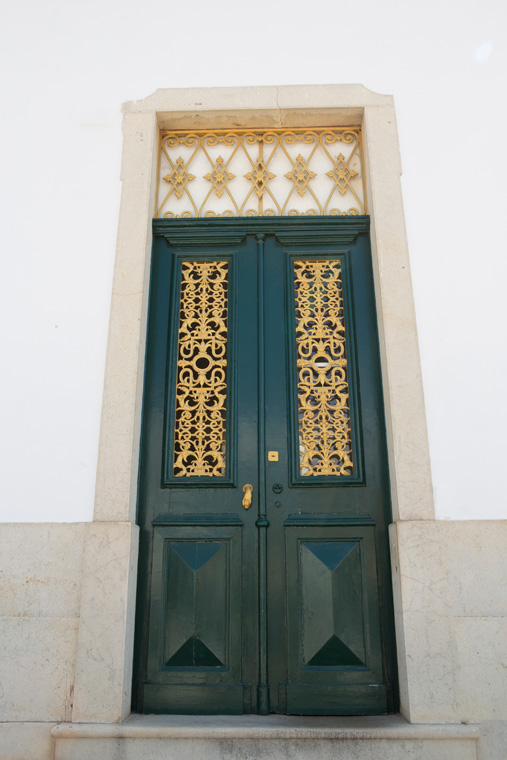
[164,540,227,668]
[145,522,243,712]
[301,540,366,668]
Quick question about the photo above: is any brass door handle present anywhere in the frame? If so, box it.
[242,484,253,509]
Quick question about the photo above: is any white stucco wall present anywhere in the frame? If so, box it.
[0,0,506,522]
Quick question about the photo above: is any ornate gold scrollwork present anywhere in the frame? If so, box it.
[173,261,228,477]
[157,128,365,218]
[294,260,353,477]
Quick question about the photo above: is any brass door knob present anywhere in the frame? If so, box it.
[242,484,253,509]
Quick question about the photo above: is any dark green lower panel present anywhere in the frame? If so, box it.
[142,683,251,715]
[285,683,387,715]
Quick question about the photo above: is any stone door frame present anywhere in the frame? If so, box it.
[71,85,434,724]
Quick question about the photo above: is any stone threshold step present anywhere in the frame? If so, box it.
[52,714,479,741]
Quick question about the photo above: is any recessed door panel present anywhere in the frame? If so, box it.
[282,523,386,714]
[143,522,244,714]
[147,526,242,677]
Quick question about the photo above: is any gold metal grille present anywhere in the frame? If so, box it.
[173,261,228,477]
[294,260,353,477]
[157,128,365,218]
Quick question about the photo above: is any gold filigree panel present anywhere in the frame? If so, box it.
[157,128,366,218]
[173,261,228,477]
[294,259,353,477]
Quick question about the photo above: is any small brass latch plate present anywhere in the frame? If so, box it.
[268,451,279,462]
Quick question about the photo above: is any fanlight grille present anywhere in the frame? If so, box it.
[157,128,366,218]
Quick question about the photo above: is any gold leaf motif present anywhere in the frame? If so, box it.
[163,156,195,199]
[173,261,228,477]
[294,260,353,477]
[244,157,276,198]
[325,153,358,196]
[285,154,317,197]
[204,155,235,198]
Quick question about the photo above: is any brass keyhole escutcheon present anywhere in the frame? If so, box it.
[242,484,253,509]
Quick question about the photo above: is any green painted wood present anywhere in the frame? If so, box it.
[256,233,270,715]
[286,684,388,715]
[146,525,243,692]
[153,514,243,526]
[152,215,370,237]
[284,514,376,526]
[133,234,259,715]
[142,684,249,715]
[133,218,397,715]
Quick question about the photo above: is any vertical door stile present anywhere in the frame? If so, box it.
[255,232,269,714]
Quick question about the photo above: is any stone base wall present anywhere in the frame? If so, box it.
[0,520,506,759]
[0,524,86,722]
[391,520,507,724]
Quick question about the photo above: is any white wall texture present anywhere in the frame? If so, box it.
[0,0,505,523]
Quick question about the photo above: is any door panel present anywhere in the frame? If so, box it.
[143,521,245,714]
[134,217,397,715]
[283,524,386,714]
[136,232,259,715]
[262,228,394,713]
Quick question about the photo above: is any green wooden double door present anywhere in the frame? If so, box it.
[134,217,397,715]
